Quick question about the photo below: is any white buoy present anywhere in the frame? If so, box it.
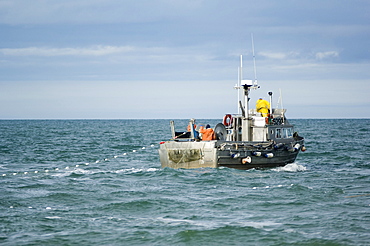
[253,151,262,156]
[294,143,301,151]
[264,153,274,158]
[231,153,240,158]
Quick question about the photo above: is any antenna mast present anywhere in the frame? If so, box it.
[251,33,257,86]
[235,55,243,114]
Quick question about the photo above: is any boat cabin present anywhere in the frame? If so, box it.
[219,107,294,143]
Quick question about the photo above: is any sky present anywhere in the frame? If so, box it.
[0,0,369,119]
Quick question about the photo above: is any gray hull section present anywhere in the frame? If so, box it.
[159,139,303,170]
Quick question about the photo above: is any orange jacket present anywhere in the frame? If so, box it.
[199,127,215,141]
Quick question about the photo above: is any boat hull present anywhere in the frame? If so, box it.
[159,139,304,170]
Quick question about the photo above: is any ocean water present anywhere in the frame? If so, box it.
[0,119,369,246]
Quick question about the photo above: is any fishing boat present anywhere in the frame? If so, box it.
[158,54,305,170]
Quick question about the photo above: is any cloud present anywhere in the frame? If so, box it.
[0,45,135,56]
[0,44,216,65]
[258,52,288,60]
[315,51,339,60]
[258,51,300,60]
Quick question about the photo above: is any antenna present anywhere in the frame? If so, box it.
[237,66,240,114]
[240,54,243,83]
[251,33,257,86]
[239,55,243,114]
[278,88,284,109]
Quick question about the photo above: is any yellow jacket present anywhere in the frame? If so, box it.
[256,99,270,117]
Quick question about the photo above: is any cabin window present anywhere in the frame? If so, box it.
[276,129,282,138]
[275,128,293,139]
[284,128,293,138]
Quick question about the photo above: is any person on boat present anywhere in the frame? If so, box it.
[199,124,215,141]
[187,123,196,132]
[187,119,199,139]
[256,98,270,117]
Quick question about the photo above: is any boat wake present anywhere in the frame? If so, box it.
[272,163,307,172]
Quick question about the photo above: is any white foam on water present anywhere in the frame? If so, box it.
[72,168,95,174]
[272,163,307,172]
[45,216,62,219]
[156,217,281,231]
[157,217,194,225]
[237,221,282,230]
[114,167,159,174]
[114,168,141,174]
[51,171,71,177]
[284,228,297,233]
[156,217,214,228]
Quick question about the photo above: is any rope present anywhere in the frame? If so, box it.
[345,194,370,198]
[1,144,159,178]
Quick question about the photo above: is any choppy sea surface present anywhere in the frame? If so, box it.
[0,119,369,246]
